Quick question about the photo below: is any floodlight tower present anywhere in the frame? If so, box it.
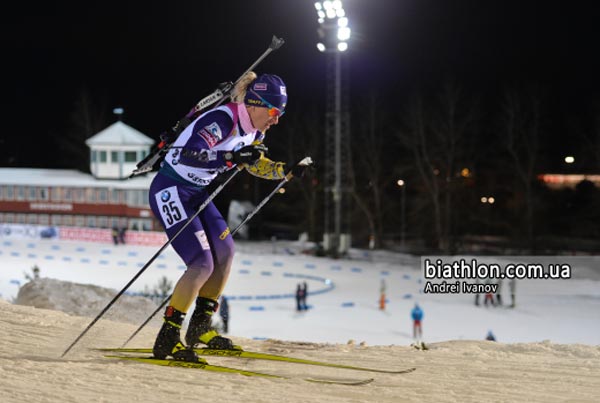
[315,1,352,256]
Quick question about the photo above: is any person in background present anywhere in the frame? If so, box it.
[118,227,127,244]
[301,281,308,310]
[411,303,424,342]
[495,278,503,306]
[509,278,517,308]
[219,295,229,334]
[295,283,304,311]
[486,330,497,341]
[379,279,387,311]
[111,227,119,246]
[149,72,311,363]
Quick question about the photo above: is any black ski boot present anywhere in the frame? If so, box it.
[153,306,203,362]
[185,297,240,350]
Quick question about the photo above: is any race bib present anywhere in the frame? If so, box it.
[155,186,188,229]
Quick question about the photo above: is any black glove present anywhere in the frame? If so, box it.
[288,157,314,178]
[224,144,267,166]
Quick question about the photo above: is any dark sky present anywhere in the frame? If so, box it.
[2,1,600,168]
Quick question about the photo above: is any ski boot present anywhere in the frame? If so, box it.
[185,297,241,350]
[153,306,203,362]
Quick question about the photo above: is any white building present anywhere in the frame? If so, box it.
[0,121,159,230]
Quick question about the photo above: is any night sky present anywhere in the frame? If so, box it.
[2,1,600,168]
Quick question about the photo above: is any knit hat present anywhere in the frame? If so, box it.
[244,74,287,113]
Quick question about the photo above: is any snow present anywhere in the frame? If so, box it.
[0,237,599,402]
[2,238,599,345]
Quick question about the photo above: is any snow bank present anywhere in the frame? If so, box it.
[0,300,598,403]
[15,278,159,325]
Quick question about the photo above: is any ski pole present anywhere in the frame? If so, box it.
[61,167,242,358]
[130,36,285,178]
[120,160,311,347]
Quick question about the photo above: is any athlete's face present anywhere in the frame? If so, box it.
[248,106,280,133]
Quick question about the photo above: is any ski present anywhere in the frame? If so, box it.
[104,355,374,386]
[96,347,416,374]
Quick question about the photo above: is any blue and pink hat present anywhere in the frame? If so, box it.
[244,74,287,114]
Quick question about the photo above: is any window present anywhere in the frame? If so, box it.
[74,188,84,202]
[39,187,49,201]
[17,214,26,223]
[91,150,97,162]
[100,151,107,162]
[28,214,37,224]
[62,215,73,226]
[124,151,137,162]
[63,188,72,201]
[75,215,85,227]
[51,187,61,201]
[142,219,152,231]
[5,186,14,200]
[51,215,61,225]
[110,189,120,204]
[87,216,96,228]
[111,151,120,163]
[98,216,108,228]
[16,186,25,201]
[86,188,96,203]
[27,187,37,201]
[39,215,49,225]
[98,189,108,202]
[5,213,14,223]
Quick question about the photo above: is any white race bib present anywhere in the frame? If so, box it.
[155,186,188,229]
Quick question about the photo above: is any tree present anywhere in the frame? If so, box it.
[500,87,544,251]
[57,86,110,172]
[397,81,477,252]
[348,93,394,249]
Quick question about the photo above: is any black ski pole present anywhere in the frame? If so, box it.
[120,158,312,347]
[61,167,242,358]
[130,35,285,178]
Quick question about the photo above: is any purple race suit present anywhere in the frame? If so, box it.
[149,102,263,299]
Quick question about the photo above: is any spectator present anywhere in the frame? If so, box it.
[119,227,127,244]
[484,278,495,307]
[486,330,496,341]
[411,303,424,342]
[379,279,386,311]
[509,278,517,308]
[219,295,230,334]
[111,227,119,246]
[295,283,305,312]
[301,281,308,310]
[496,279,503,306]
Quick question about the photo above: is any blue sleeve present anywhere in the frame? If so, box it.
[179,110,233,168]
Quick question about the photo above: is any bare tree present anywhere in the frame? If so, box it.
[58,86,109,172]
[397,81,477,252]
[500,87,543,251]
[348,93,392,249]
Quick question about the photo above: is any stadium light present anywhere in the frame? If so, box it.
[315,1,351,52]
[314,1,352,256]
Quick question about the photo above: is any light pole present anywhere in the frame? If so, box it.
[314,1,352,256]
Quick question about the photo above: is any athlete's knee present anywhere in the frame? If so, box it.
[187,254,215,277]
[217,236,235,265]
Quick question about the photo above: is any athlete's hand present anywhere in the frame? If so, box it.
[224,144,267,166]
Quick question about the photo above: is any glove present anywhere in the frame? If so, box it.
[288,157,314,178]
[224,144,268,167]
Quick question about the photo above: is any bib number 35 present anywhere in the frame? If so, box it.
[155,186,188,229]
